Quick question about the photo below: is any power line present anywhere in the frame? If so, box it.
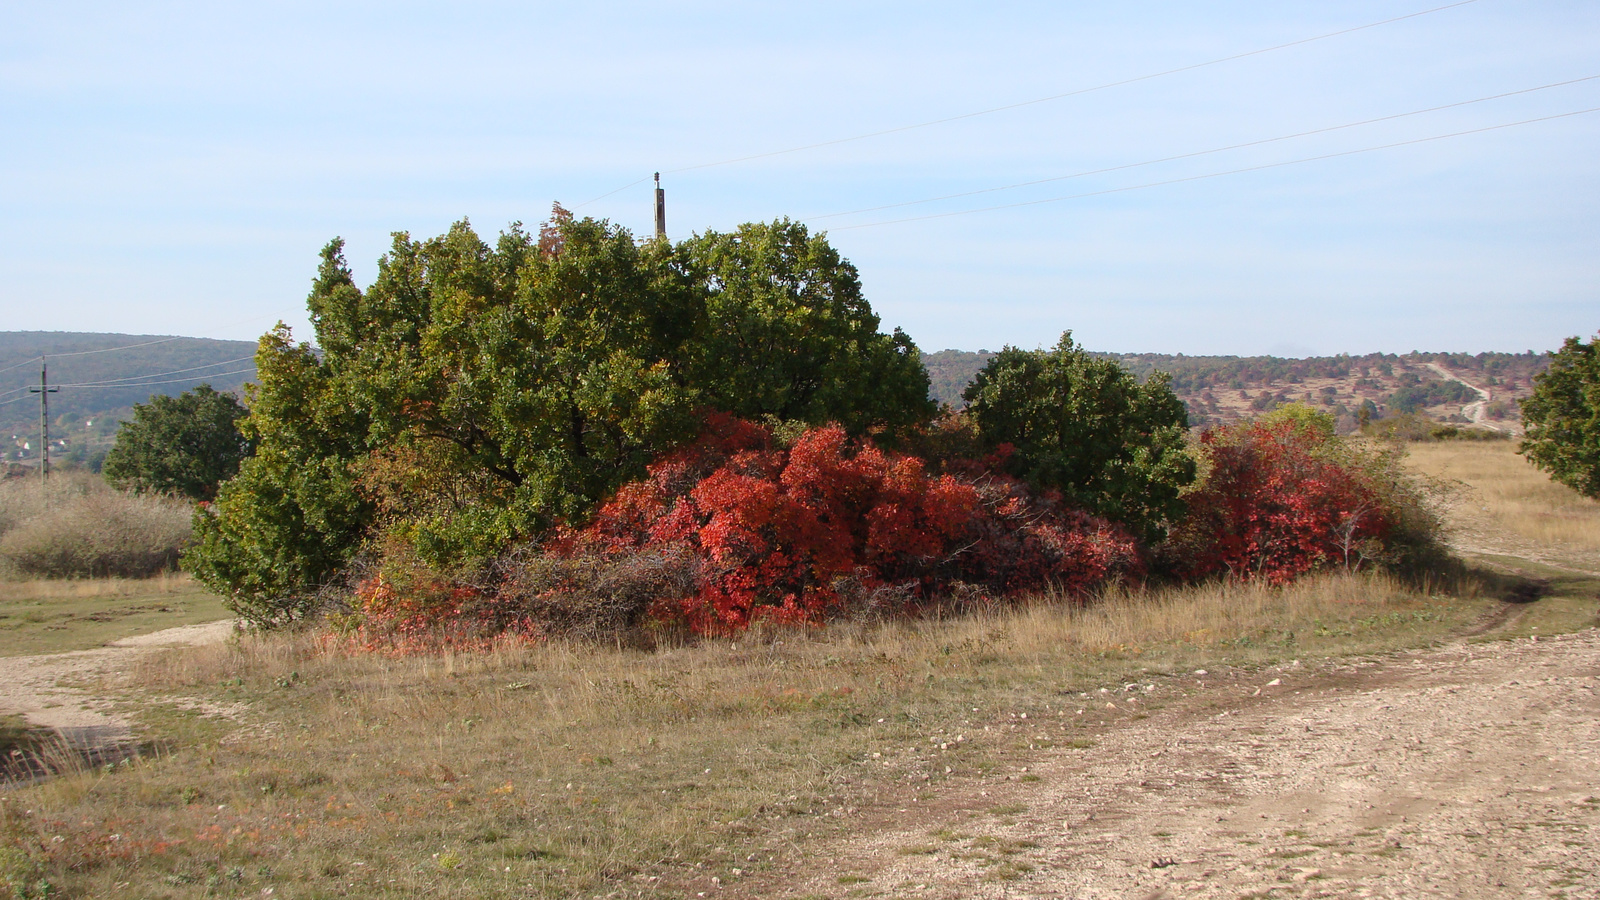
[0,355,258,401]
[0,366,257,412]
[808,74,1600,222]
[0,336,194,377]
[0,311,288,377]
[55,366,258,390]
[830,105,1600,231]
[42,335,192,359]
[575,0,1481,207]
[52,355,258,388]
[574,176,655,210]
[0,358,43,377]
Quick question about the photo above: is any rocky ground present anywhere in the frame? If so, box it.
[746,613,1600,899]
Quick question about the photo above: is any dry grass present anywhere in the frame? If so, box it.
[0,473,193,579]
[0,570,1504,899]
[0,571,198,604]
[1404,441,1600,554]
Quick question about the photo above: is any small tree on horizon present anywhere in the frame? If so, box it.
[961,331,1195,544]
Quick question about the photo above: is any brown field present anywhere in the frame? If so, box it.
[1404,439,1600,570]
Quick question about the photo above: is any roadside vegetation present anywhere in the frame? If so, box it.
[1518,331,1600,499]
[0,567,1543,900]
[1,428,1593,899]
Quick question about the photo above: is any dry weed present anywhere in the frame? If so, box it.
[0,473,192,578]
[0,570,197,604]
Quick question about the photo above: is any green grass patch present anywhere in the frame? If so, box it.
[0,576,228,656]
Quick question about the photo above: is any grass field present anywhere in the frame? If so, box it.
[1,440,1596,899]
[1406,440,1600,551]
[0,574,229,657]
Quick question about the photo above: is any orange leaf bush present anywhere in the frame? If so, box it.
[548,414,1141,633]
[342,414,1143,646]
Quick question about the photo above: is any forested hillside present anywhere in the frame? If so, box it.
[0,332,257,471]
[927,347,1548,433]
[1,330,1556,477]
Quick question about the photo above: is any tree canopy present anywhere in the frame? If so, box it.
[962,332,1194,543]
[679,220,933,434]
[1519,332,1600,498]
[102,384,253,501]
[184,213,935,624]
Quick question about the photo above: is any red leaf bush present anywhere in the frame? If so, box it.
[1165,410,1442,585]
[329,408,1445,651]
[337,562,541,655]
[542,414,1141,633]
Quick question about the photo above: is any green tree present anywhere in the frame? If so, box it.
[103,384,253,500]
[185,326,374,626]
[962,331,1194,543]
[1519,333,1600,498]
[679,219,934,436]
[184,213,934,624]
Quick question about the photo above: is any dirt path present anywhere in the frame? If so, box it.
[1423,362,1506,434]
[0,620,234,748]
[750,622,1600,899]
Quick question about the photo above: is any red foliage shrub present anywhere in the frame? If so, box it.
[555,414,1141,633]
[335,414,1143,647]
[336,567,543,655]
[1168,415,1414,585]
[326,536,551,654]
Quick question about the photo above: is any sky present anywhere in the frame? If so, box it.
[2,0,1596,357]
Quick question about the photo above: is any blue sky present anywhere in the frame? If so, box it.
[2,1,1595,356]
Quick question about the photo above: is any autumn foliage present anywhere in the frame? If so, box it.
[338,405,1447,650]
[344,415,1142,644]
[1165,412,1439,585]
[558,415,1141,631]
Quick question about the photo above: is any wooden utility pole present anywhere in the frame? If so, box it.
[29,356,58,486]
[654,172,666,240]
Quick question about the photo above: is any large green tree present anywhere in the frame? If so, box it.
[103,384,253,500]
[962,331,1194,543]
[185,326,374,626]
[1519,332,1600,498]
[679,219,934,435]
[185,213,935,624]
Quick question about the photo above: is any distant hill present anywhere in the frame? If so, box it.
[1,332,258,471]
[921,348,1548,434]
[1,330,1554,475]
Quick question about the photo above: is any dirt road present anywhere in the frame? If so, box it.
[758,620,1600,899]
[0,620,233,748]
[1423,362,1505,434]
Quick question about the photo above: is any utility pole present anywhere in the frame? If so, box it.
[654,172,666,240]
[29,356,58,486]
